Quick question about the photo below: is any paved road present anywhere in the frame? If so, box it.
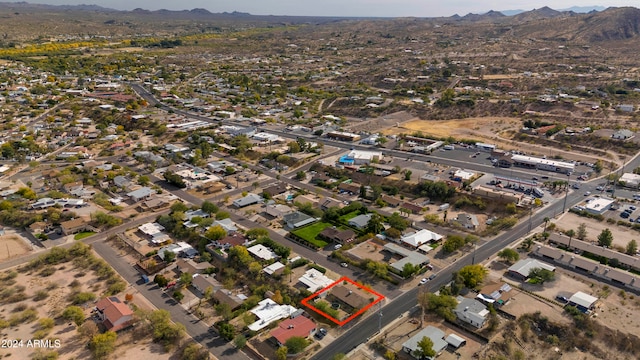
[91,241,250,360]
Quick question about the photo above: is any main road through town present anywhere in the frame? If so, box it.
[130,81,635,358]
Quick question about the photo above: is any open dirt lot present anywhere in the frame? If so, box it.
[552,212,636,249]
[0,249,176,360]
[0,232,32,261]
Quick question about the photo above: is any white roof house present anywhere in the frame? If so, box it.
[401,229,443,248]
[263,261,285,276]
[232,193,262,208]
[568,291,598,312]
[508,258,556,280]
[138,222,165,237]
[402,326,448,359]
[454,297,489,328]
[247,244,278,261]
[248,299,297,331]
[445,333,466,348]
[298,269,334,292]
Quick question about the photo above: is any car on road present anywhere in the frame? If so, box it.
[428,274,437,280]
[419,278,428,285]
[334,244,342,250]
[596,185,604,191]
[340,262,348,268]
[584,191,591,196]
[532,177,538,181]
[631,206,637,210]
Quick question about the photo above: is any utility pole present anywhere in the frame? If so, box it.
[561,172,570,213]
[378,301,383,334]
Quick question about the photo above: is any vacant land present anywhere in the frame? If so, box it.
[0,232,32,260]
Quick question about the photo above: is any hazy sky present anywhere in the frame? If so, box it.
[6,1,640,17]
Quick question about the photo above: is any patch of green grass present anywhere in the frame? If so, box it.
[74,232,95,240]
[338,211,360,222]
[292,222,331,248]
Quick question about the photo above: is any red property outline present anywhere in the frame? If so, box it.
[301,276,385,326]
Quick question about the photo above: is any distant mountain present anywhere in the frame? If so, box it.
[559,6,606,13]
[500,9,525,16]
[460,10,505,22]
[578,6,640,41]
[500,5,605,17]
[510,6,568,22]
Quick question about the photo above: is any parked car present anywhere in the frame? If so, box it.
[315,328,327,340]
[556,295,569,303]
[419,278,428,285]
[340,262,348,268]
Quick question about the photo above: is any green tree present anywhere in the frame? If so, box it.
[414,336,436,358]
[62,306,85,326]
[89,331,117,359]
[425,293,457,321]
[296,171,306,180]
[228,246,252,267]
[173,290,184,301]
[163,250,176,263]
[138,175,150,186]
[246,228,269,240]
[215,303,232,321]
[148,309,185,346]
[443,235,466,253]
[626,239,638,255]
[285,336,309,354]
[577,223,587,240]
[566,229,576,248]
[179,272,193,287]
[528,267,555,284]
[205,225,227,241]
[457,264,488,289]
[497,248,519,263]
[597,228,613,248]
[276,346,288,360]
[218,322,235,341]
[404,170,412,181]
[233,334,247,349]
[154,274,169,287]
[365,213,384,234]
[201,201,219,215]
[180,342,210,360]
[387,212,409,231]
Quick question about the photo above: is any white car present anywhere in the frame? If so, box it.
[419,278,428,285]
[584,191,591,196]
[340,262,348,268]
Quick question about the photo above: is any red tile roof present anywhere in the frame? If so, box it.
[95,297,134,332]
[271,316,316,345]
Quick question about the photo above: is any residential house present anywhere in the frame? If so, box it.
[507,258,556,281]
[454,297,489,328]
[331,285,369,310]
[402,326,448,359]
[248,298,298,331]
[283,211,318,229]
[213,233,249,250]
[263,261,286,276]
[401,202,423,214]
[348,214,372,230]
[612,129,634,140]
[298,269,334,292]
[271,316,317,346]
[310,173,331,185]
[127,187,153,202]
[232,193,262,208]
[568,291,598,313]
[263,183,288,198]
[400,229,443,249]
[455,213,479,230]
[212,218,238,233]
[380,194,402,207]
[318,227,356,244]
[247,244,278,261]
[264,204,294,219]
[214,289,246,311]
[94,296,134,332]
[337,182,360,195]
[28,221,49,235]
[113,175,132,189]
[176,259,213,275]
[191,274,223,295]
[320,197,344,211]
[60,218,94,236]
[62,181,83,194]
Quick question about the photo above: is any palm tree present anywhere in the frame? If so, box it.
[543,217,550,234]
[566,229,576,250]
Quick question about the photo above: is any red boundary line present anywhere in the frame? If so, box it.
[301,276,385,326]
